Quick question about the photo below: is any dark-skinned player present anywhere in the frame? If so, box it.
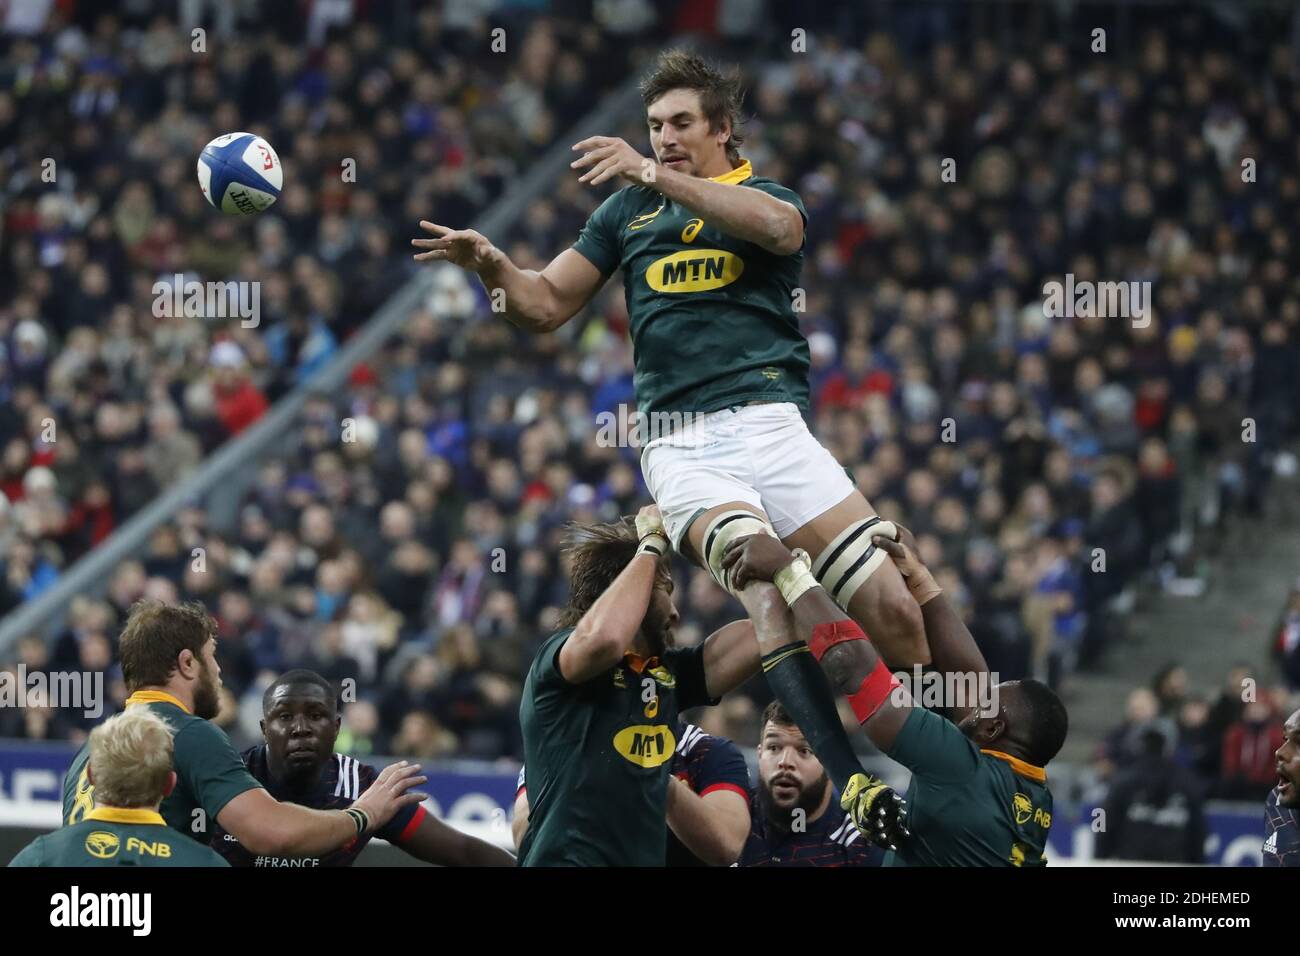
[722,528,1069,866]
[1263,705,1300,866]
[64,601,426,858]
[211,670,514,867]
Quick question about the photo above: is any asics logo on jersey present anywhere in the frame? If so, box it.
[646,249,744,293]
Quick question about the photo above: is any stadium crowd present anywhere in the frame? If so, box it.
[2,1,1299,782]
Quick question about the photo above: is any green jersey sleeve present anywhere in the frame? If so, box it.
[173,720,262,823]
[744,179,808,229]
[530,629,577,690]
[664,641,718,711]
[7,839,43,867]
[886,707,981,784]
[571,190,625,275]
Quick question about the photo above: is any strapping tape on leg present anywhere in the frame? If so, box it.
[702,510,774,597]
[812,517,898,610]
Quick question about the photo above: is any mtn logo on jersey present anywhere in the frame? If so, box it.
[646,250,744,293]
[85,831,120,859]
[614,723,677,768]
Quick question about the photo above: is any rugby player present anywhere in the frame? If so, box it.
[739,700,885,867]
[11,709,227,867]
[412,50,929,680]
[513,718,752,866]
[211,670,514,867]
[1263,705,1300,867]
[63,601,426,859]
[516,505,764,866]
[723,529,1069,866]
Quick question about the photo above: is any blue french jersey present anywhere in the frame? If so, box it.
[738,787,886,867]
[1262,787,1300,867]
[211,745,426,867]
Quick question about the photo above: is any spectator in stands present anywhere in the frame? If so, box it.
[1097,727,1207,864]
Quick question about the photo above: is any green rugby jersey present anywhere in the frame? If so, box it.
[572,160,811,417]
[9,807,228,867]
[518,628,716,866]
[885,707,1053,867]
[63,691,261,842]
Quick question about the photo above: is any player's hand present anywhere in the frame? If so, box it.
[720,531,789,590]
[411,221,499,273]
[635,503,664,541]
[351,760,428,834]
[871,523,942,606]
[841,772,909,852]
[571,136,654,187]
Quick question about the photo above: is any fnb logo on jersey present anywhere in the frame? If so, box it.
[614,724,677,767]
[646,250,744,292]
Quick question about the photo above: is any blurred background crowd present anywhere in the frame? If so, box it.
[1,0,1298,821]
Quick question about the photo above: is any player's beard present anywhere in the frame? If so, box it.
[192,661,222,720]
[759,769,830,834]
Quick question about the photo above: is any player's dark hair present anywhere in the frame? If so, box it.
[262,669,338,714]
[640,50,745,166]
[119,599,217,692]
[557,518,669,628]
[1020,679,1069,766]
[761,699,798,731]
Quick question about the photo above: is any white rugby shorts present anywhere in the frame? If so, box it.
[640,402,856,553]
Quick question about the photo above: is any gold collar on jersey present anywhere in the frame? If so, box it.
[125,690,191,714]
[981,749,1047,782]
[86,806,167,826]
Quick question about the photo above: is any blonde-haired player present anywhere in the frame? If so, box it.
[9,709,227,866]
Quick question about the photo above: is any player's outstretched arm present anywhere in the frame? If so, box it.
[558,505,667,683]
[217,761,427,857]
[397,812,516,867]
[412,222,605,332]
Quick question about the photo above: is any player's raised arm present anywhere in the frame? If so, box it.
[871,527,989,724]
[216,760,427,857]
[698,619,761,698]
[412,223,605,333]
[557,504,669,683]
[724,535,914,748]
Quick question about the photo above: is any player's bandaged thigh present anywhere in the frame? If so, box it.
[701,509,774,595]
[811,516,898,609]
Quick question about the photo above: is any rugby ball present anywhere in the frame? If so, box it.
[197,132,283,215]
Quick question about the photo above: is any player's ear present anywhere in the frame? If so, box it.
[259,718,266,737]
[86,765,95,787]
[176,648,196,679]
[162,771,177,798]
